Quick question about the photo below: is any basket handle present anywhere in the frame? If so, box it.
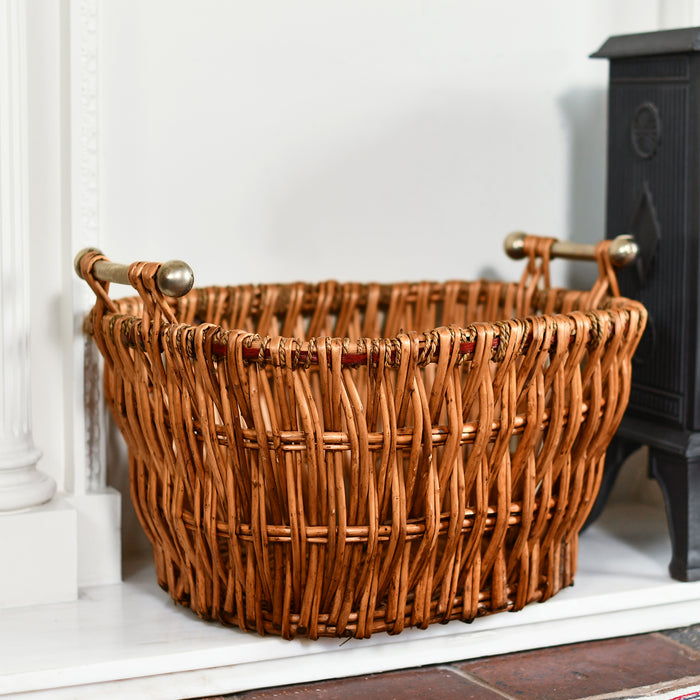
[74,248,195,329]
[504,232,638,267]
[505,233,638,310]
[75,248,194,298]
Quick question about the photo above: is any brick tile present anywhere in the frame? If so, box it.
[663,625,700,652]
[457,634,700,700]
[228,667,505,700]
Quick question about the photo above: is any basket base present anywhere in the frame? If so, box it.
[148,535,579,639]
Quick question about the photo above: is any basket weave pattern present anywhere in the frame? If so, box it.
[80,238,646,639]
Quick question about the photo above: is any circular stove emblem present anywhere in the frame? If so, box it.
[631,102,661,159]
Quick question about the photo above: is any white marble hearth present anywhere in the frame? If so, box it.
[2,500,700,700]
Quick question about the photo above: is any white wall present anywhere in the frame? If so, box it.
[98,1,669,290]
[22,0,700,563]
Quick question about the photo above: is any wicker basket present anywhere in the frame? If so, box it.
[78,235,646,639]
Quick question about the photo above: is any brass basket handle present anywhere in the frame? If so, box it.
[504,232,638,267]
[505,233,638,314]
[74,247,195,298]
[75,248,195,342]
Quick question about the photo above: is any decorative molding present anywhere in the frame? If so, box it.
[61,0,121,587]
[71,0,105,493]
[76,0,99,247]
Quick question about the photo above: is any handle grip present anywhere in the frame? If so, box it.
[504,233,638,267]
[74,248,195,298]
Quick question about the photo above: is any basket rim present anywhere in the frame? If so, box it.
[97,284,645,369]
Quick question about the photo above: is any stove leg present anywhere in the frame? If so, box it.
[649,447,700,582]
[583,433,641,529]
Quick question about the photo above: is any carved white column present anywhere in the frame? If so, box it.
[0,0,56,510]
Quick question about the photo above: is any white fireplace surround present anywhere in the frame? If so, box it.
[0,0,122,607]
[3,0,700,695]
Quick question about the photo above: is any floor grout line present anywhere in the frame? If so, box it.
[651,631,700,659]
[438,664,516,699]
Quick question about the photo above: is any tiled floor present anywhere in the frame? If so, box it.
[201,625,700,700]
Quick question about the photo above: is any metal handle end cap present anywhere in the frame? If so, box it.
[504,232,527,260]
[157,260,195,297]
[609,234,638,267]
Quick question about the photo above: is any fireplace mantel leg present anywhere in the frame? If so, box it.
[0,0,77,608]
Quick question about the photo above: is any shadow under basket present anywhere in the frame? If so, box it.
[77,235,646,639]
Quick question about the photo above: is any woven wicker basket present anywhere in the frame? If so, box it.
[78,235,646,639]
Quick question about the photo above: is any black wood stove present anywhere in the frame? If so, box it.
[589,27,700,581]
